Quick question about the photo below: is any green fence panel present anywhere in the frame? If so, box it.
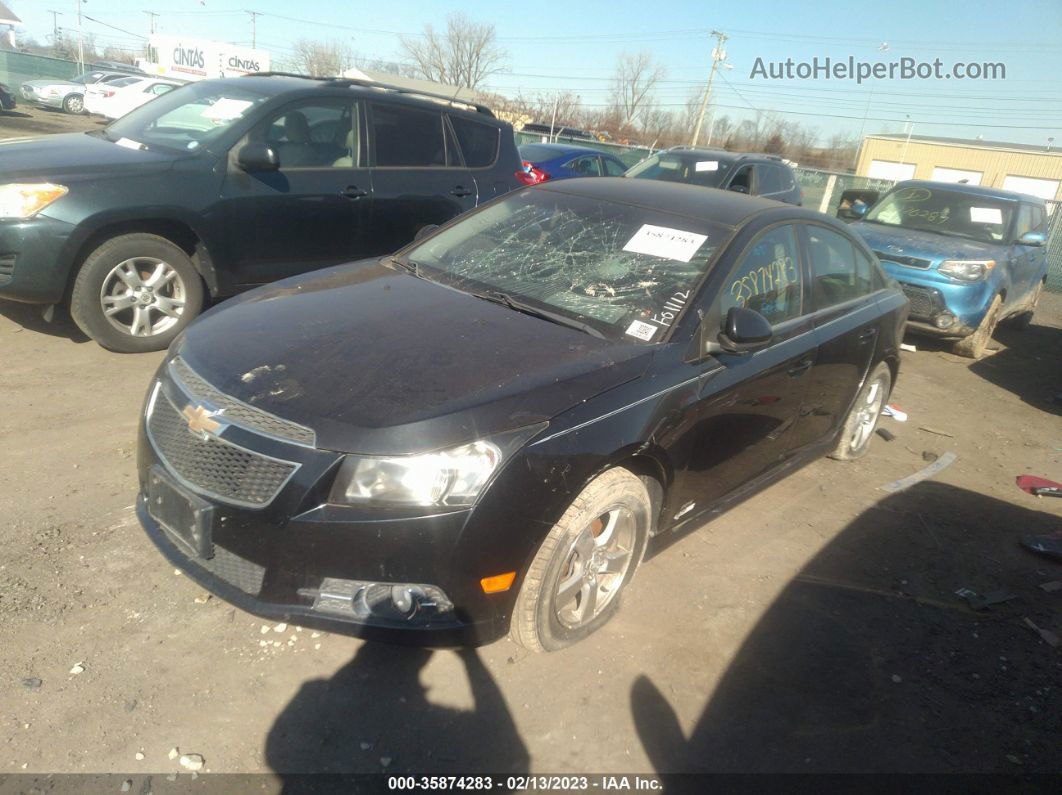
[1046,204,1062,292]
[0,51,80,90]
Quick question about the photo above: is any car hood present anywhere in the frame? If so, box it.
[0,132,178,181]
[851,221,1003,262]
[177,262,655,455]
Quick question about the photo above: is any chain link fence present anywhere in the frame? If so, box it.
[0,51,80,91]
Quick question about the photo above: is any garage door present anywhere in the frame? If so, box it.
[1002,175,1060,202]
[931,167,983,185]
[867,160,916,181]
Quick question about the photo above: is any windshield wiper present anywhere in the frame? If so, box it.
[386,255,427,279]
[470,290,607,340]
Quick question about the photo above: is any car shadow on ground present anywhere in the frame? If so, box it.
[266,644,529,791]
[631,481,1062,774]
[0,301,90,343]
[0,110,31,119]
[969,321,1062,417]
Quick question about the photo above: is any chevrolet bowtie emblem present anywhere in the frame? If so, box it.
[182,403,223,439]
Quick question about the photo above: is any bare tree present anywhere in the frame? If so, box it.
[355,57,419,79]
[400,14,506,90]
[610,51,665,128]
[289,39,355,77]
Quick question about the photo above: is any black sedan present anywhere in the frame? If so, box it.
[136,179,909,651]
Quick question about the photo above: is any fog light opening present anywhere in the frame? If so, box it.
[934,312,956,329]
[301,577,454,623]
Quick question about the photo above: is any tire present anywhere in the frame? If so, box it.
[70,233,204,353]
[62,93,84,114]
[951,294,1002,360]
[1004,281,1042,332]
[510,467,651,652]
[829,362,892,461]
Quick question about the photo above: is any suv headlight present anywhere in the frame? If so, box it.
[938,259,995,282]
[0,183,68,219]
[329,425,546,508]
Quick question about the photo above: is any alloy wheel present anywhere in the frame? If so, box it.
[99,257,187,338]
[849,374,887,452]
[554,507,636,629]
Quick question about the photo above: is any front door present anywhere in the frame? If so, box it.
[670,223,818,511]
[216,98,372,285]
[365,101,476,257]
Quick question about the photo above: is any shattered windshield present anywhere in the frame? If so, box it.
[404,188,726,343]
[864,185,1015,244]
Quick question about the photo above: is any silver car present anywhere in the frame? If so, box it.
[20,70,134,114]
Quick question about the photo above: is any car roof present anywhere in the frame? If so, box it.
[661,146,789,166]
[892,179,1044,204]
[231,73,500,121]
[538,177,811,227]
[519,143,616,158]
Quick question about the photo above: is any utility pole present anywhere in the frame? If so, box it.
[247,11,260,48]
[899,115,913,165]
[143,10,158,35]
[75,0,84,72]
[48,10,62,43]
[690,30,727,148]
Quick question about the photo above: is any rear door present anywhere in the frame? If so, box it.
[448,113,507,200]
[367,101,476,255]
[670,223,818,509]
[786,223,885,452]
[1010,203,1047,301]
[216,97,372,284]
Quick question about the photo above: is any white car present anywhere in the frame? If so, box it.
[86,77,183,120]
[83,76,143,116]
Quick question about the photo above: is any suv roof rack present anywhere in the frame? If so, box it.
[244,72,496,117]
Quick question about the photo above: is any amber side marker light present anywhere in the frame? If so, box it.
[480,572,517,593]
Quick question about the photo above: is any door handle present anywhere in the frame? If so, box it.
[340,185,368,199]
[450,185,474,197]
[857,328,878,344]
[787,359,813,377]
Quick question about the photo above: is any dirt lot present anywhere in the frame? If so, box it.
[0,104,103,138]
[1,286,1060,786]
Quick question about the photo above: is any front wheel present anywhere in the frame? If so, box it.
[62,93,84,114]
[952,294,1002,359]
[70,233,204,353]
[510,467,651,652]
[829,362,892,461]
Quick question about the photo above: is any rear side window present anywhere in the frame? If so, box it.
[756,165,783,194]
[777,165,796,190]
[721,224,803,325]
[371,103,446,167]
[806,225,874,308]
[603,158,627,176]
[449,115,499,167]
[564,155,602,176]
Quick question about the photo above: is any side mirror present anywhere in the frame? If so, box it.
[414,223,440,242]
[1018,230,1045,247]
[836,189,879,220]
[707,307,773,355]
[839,201,868,220]
[729,183,749,194]
[237,142,279,172]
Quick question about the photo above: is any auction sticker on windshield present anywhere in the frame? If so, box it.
[624,320,658,341]
[695,161,719,171]
[622,224,708,263]
[970,206,1003,224]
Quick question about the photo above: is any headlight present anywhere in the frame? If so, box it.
[0,183,68,219]
[938,259,995,282]
[329,424,547,507]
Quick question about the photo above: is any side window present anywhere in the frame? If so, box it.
[858,248,887,290]
[778,166,796,190]
[720,225,803,325]
[603,158,627,177]
[1031,205,1046,234]
[807,225,873,308]
[151,83,176,96]
[248,100,355,169]
[756,165,782,195]
[1014,205,1034,240]
[565,155,603,176]
[371,103,446,167]
[449,115,499,167]
[728,164,754,193]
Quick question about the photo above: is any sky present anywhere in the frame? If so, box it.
[8,0,1062,147]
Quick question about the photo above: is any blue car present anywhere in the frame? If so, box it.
[845,181,1049,358]
[518,142,629,183]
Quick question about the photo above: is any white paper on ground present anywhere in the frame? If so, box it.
[622,224,708,263]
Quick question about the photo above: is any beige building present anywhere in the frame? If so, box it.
[855,134,1062,204]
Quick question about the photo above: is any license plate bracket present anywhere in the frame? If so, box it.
[147,466,214,559]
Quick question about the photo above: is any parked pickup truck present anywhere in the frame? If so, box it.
[841,180,1049,358]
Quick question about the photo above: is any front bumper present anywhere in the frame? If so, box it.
[0,216,80,304]
[135,365,522,646]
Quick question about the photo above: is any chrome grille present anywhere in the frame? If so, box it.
[198,544,265,596]
[170,357,315,446]
[873,250,932,270]
[147,388,297,507]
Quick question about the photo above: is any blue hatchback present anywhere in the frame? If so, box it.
[518,142,630,182]
[847,181,1049,358]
